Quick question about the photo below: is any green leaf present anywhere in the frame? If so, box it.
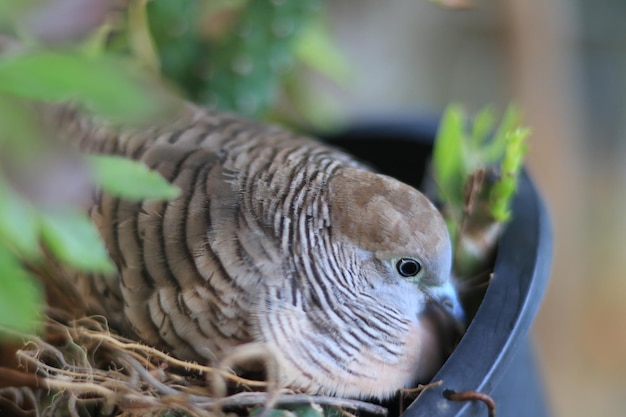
[128,0,160,73]
[0,0,37,22]
[0,177,40,258]
[498,104,522,138]
[433,104,466,208]
[294,18,352,86]
[0,50,165,123]
[470,106,495,147]
[489,127,529,222]
[489,180,515,222]
[0,246,43,338]
[501,127,529,174]
[87,155,180,201]
[80,22,114,58]
[39,210,115,273]
[484,103,521,164]
[0,95,41,151]
[0,97,42,259]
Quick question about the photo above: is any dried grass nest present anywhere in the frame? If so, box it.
[0,309,428,417]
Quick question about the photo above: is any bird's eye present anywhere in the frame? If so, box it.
[396,258,422,277]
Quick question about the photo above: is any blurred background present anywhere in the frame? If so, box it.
[319,0,626,416]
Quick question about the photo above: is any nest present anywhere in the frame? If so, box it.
[0,311,391,417]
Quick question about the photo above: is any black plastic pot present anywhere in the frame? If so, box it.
[324,118,553,417]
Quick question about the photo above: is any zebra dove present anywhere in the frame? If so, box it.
[58,104,463,399]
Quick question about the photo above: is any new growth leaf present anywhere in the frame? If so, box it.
[433,104,529,276]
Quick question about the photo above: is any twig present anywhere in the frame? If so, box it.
[398,380,443,412]
[67,394,81,417]
[443,389,496,417]
[201,392,388,415]
[118,350,179,396]
[78,326,269,388]
[399,379,443,395]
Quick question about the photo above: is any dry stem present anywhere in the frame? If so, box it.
[1,314,388,417]
[443,389,496,417]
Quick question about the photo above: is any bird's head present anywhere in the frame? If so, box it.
[256,167,464,399]
[328,167,463,323]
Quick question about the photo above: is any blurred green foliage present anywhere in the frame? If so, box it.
[143,0,348,124]
[0,51,165,122]
[0,248,42,336]
[193,0,322,116]
[0,2,178,339]
[0,0,347,340]
[88,155,180,201]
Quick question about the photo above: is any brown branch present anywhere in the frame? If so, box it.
[444,389,496,417]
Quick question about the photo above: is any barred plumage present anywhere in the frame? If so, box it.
[56,104,463,399]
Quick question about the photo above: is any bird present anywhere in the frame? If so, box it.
[55,103,464,400]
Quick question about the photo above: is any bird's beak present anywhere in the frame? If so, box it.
[417,281,466,371]
[428,280,465,325]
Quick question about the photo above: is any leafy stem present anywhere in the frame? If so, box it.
[433,104,529,277]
